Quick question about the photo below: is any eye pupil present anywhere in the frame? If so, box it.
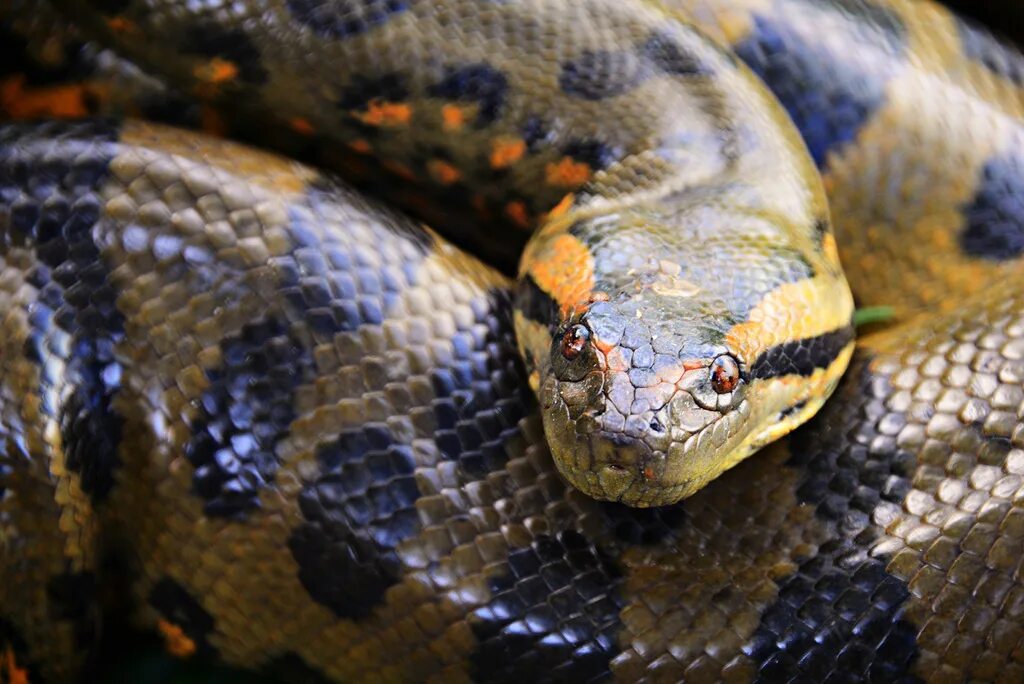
[560,324,590,360]
[710,355,740,394]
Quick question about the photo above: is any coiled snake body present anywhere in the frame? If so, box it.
[1,0,1024,682]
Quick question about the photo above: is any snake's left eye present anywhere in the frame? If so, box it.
[710,355,740,393]
[560,324,590,360]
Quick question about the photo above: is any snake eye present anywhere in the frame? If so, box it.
[710,355,740,394]
[560,324,590,360]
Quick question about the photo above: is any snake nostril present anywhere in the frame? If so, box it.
[606,463,626,472]
[649,418,664,432]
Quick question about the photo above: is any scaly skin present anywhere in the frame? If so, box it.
[0,0,1023,682]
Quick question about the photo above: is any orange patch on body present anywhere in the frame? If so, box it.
[441,103,467,131]
[490,138,526,169]
[427,159,462,185]
[382,159,417,181]
[157,619,197,658]
[354,100,412,127]
[193,58,238,85]
[4,647,28,684]
[0,75,90,119]
[545,193,575,221]
[505,201,530,228]
[545,157,591,187]
[105,16,136,33]
[289,117,315,136]
[347,138,372,154]
[526,233,595,316]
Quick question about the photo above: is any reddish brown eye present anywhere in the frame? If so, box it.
[710,355,740,394]
[560,324,590,360]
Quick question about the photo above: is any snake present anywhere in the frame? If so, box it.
[0,0,1023,681]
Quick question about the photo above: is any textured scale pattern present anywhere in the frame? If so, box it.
[1,0,1024,683]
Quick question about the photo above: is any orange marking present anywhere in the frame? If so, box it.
[545,193,574,221]
[382,159,417,181]
[289,117,315,136]
[347,139,372,154]
[643,465,656,480]
[193,57,238,84]
[505,201,530,228]
[354,99,412,127]
[157,619,197,658]
[490,137,526,169]
[4,647,28,684]
[0,75,90,119]
[682,360,704,371]
[441,103,466,131]
[526,233,595,316]
[105,16,136,33]
[427,159,462,185]
[545,157,592,187]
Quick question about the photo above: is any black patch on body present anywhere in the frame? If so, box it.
[639,31,707,76]
[514,275,558,329]
[286,0,411,39]
[186,317,314,518]
[956,19,1024,86]
[959,152,1024,259]
[562,139,620,171]
[750,326,854,379]
[428,64,508,126]
[746,361,919,682]
[339,73,409,110]
[149,578,216,657]
[47,571,99,650]
[733,5,905,167]
[467,531,624,682]
[1,120,125,504]
[181,22,268,85]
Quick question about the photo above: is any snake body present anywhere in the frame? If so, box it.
[1,0,1024,682]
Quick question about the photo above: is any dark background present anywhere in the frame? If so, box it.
[946,0,1024,45]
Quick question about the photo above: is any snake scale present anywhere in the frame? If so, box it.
[1,0,1024,681]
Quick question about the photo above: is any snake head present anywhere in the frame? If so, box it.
[516,210,855,507]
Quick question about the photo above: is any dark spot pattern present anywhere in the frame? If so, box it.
[559,49,644,100]
[956,18,1024,86]
[46,571,98,650]
[339,73,409,111]
[468,531,624,682]
[514,275,558,330]
[562,139,620,171]
[814,217,830,242]
[750,326,855,379]
[960,152,1024,260]
[287,425,420,620]
[181,22,268,85]
[747,362,919,682]
[149,578,216,657]
[286,0,411,39]
[639,31,707,76]
[186,317,313,518]
[428,64,508,126]
[734,10,903,167]
[0,120,125,504]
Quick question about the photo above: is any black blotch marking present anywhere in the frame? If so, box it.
[181,22,268,85]
[779,399,808,420]
[522,117,553,151]
[186,316,313,518]
[747,361,919,681]
[734,8,904,167]
[428,64,508,126]
[514,275,559,329]
[149,578,215,657]
[956,17,1024,85]
[597,501,687,546]
[1,120,125,505]
[47,571,98,650]
[813,217,830,243]
[750,326,854,380]
[468,531,624,682]
[286,0,411,39]
[639,30,707,76]
[288,425,419,619]
[959,151,1024,260]
[562,139,620,171]
[559,49,644,100]
[339,73,409,111]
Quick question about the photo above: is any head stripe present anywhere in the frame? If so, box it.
[750,326,855,379]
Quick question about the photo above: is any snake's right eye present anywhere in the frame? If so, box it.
[560,324,590,360]
[710,355,740,394]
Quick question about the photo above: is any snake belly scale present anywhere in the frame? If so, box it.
[0,0,1023,682]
